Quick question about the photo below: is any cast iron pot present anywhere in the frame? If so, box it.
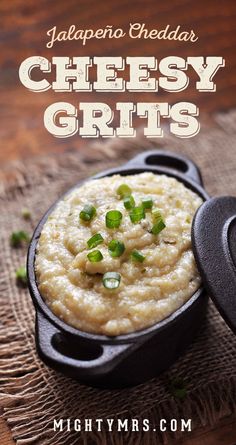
[27,150,209,388]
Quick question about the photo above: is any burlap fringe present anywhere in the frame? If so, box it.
[0,318,235,445]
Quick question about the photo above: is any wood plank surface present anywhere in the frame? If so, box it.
[0,0,236,165]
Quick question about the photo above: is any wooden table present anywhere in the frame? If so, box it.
[1,0,236,169]
[1,0,236,443]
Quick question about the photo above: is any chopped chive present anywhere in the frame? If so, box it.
[129,206,145,224]
[117,184,132,198]
[152,208,163,221]
[87,250,103,262]
[169,378,187,400]
[108,240,125,258]
[103,272,121,290]
[21,208,31,220]
[151,219,166,235]
[80,204,96,222]
[123,195,135,210]
[10,231,30,248]
[16,266,27,286]
[142,198,153,211]
[87,233,104,249]
[131,250,145,263]
[151,209,166,235]
[106,210,122,229]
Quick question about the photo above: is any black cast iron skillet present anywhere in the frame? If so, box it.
[27,150,209,388]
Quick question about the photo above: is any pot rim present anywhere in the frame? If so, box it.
[27,163,209,345]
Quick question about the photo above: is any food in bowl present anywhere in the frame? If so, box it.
[35,172,203,336]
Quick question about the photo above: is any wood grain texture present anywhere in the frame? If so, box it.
[0,417,15,445]
[0,0,236,166]
[175,415,236,445]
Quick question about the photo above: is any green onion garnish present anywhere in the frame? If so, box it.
[152,208,162,221]
[142,198,153,211]
[87,233,104,249]
[169,378,187,400]
[129,206,145,224]
[117,184,132,198]
[151,209,166,234]
[21,208,31,220]
[103,272,121,289]
[87,250,103,262]
[151,219,166,235]
[108,240,125,257]
[80,204,96,222]
[131,250,145,263]
[10,231,30,248]
[123,195,135,210]
[16,266,27,286]
[106,210,122,229]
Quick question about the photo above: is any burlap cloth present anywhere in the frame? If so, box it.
[1,110,236,445]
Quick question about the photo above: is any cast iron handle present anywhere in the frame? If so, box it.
[36,311,135,378]
[192,196,236,334]
[125,150,203,185]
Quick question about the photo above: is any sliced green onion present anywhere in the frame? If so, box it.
[129,206,145,224]
[16,266,27,286]
[103,272,121,289]
[21,208,31,220]
[169,378,187,400]
[151,208,166,235]
[87,233,104,249]
[108,240,125,257]
[131,250,145,263]
[151,219,166,235]
[117,184,132,198]
[106,210,122,229]
[80,204,96,222]
[87,250,103,262]
[10,231,30,248]
[142,198,153,211]
[152,208,162,221]
[123,195,135,210]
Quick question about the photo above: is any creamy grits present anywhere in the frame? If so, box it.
[35,172,203,336]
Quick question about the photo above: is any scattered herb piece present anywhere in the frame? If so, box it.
[21,208,31,220]
[80,204,96,222]
[151,209,166,235]
[117,184,132,198]
[87,233,104,249]
[10,231,30,248]
[103,272,121,289]
[87,250,103,262]
[108,240,125,258]
[16,266,27,287]
[131,250,145,263]
[106,210,122,229]
[151,219,166,235]
[142,198,153,211]
[169,378,187,400]
[90,170,100,176]
[129,206,145,224]
[123,195,135,210]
